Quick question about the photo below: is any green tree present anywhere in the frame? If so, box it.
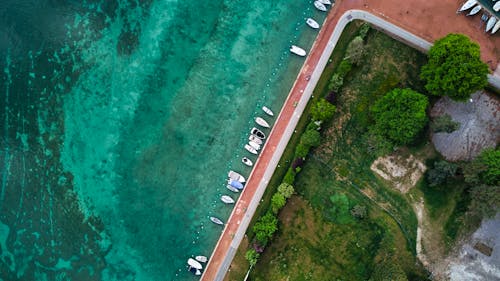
[346,36,365,65]
[468,185,500,219]
[426,160,458,187]
[464,148,500,186]
[252,213,278,245]
[371,88,429,145]
[283,168,296,185]
[277,183,295,199]
[328,73,343,91]
[271,193,286,214]
[431,114,460,133]
[420,33,488,101]
[300,129,321,148]
[245,249,260,267]
[337,59,353,77]
[311,98,336,122]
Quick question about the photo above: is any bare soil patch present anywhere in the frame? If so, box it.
[370,153,427,194]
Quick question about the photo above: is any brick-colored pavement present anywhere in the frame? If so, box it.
[201,1,500,280]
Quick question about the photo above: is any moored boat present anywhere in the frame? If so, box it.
[210,216,224,225]
[249,134,263,145]
[251,127,266,139]
[245,144,258,155]
[318,0,331,5]
[189,267,201,276]
[459,0,477,11]
[290,45,307,57]
[228,170,246,183]
[187,258,203,270]
[494,1,500,12]
[242,157,253,166]
[314,0,327,11]
[226,184,240,193]
[248,141,261,151]
[262,106,274,116]
[486,16,497,32]
[195,256,208,263]
[228,179,244,190]
[255,117,270,128]
[221,195,235,204]
[306,18,320,29]
[492,20,500,34]
[467,5,481,16]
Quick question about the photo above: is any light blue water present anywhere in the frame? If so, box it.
[0,0,326,280]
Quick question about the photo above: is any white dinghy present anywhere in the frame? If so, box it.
[249,134,263,145]
[228,170,246,183]
[245,144,258,155]
[221,195,235,204]
[467,5,481,16]
[210,216,224,225]
[242,157,253,166]
[459,0,477,12]
[306,18,320,29]
[249,141,261,151]
[491,20,500,34]
[486,17,497,32]
[255,117,270,128]
[262,106,274,116]
[195,256,208,263]
[314,0,327,12]
[290,45,307,57]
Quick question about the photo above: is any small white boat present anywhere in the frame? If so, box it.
[262,106,274,117]
[318,0,331,5]
[250,127,266,139]
[467,5,481,16]
[210,216,224,225]
[195,256,208,263]
[245,144,258,155]
[188,267,202,276]
[255,117,270,128]
[226,184,239,193]
[249,134,263,145]
[221,195,235,204]
[188,258,203,270]
[306,18,320,29]
[248,141,261,151]
[228,170,246,183]
[492,20,500,34]
[486,17,497,32]
[242,157,253,166]
[314,0,327,12]
[290,45,307,57]
[494,1,500,12]
[459,0,477,11]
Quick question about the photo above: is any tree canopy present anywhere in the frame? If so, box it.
[420,33,489,101]
[371,88,429,145]
[311,98,336,122]
[277,183,294,199]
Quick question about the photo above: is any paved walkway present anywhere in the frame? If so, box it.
[201,1,500,280]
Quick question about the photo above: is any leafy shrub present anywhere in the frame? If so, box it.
[328,73,344,92]
[337,59,353,77]
[300,129,321,148]
[346,36,365,65]
[426,160,458,187]
[245,249,260,266]
[358,23,371,39]
[311,98,337,122]
[464,148,500,186]
[283,167,296,185]
[328,193,352,224]
[277,183,295,199]
[350,204,367,219]
[431,114,460,133]
[252,212,278,245]
[271,193,286,214]
[294,143,309,159]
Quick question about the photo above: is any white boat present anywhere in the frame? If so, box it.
[467,5,481,15]
[306,18,320,29]
[290,45,307,57]
[459,0,477,11]
[226,184,239,193]
[262,106,274,116]
[228,170,246,183]
[195,256,208,263]
[255,117,270,128]
[249,134,263,145]
[244,144,258,155]
[250,127,266,139]
[318,0,331,5]
[210,216,224,225]
[188,258,203,270]
[314,0,327,12]
[486,17,497,32]
[242,157,253,166]
[494,1,500,11]
[221,195,235,204]
[249,141,261,151]
[492,20,500,34]
[188,267,202,276]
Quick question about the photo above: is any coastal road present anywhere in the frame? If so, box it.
[201,2,500,280]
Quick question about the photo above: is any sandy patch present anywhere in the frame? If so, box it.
[370,153,426,193]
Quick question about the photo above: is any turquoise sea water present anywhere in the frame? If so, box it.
[0,0,325,280]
